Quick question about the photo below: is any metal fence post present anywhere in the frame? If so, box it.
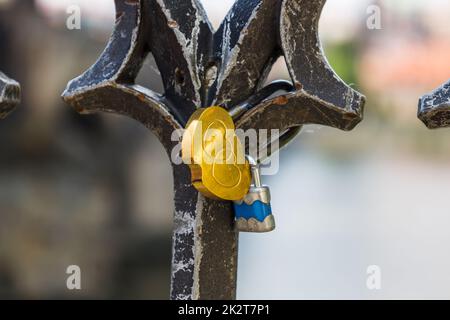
[62,0,365,300]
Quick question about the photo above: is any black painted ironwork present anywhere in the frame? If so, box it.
[0,72,20,119]
[419,80,450,129]
[62,0,365,300]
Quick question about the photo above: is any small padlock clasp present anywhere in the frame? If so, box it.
[233,157,275,233]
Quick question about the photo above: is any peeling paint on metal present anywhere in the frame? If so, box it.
[62,0,366,301]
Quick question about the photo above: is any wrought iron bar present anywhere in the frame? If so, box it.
[62,0,365,300]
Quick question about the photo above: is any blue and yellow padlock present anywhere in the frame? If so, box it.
[233,156,275,233]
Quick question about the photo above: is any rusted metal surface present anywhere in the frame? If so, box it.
[0,72,20,119]
[418,80,450,129]
[63,0,365,300]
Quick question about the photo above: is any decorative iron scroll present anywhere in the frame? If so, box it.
[63,0,365,300]
[419,80,450,129]
[0,72,20,119]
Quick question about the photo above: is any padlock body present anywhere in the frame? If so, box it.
[233,186,275,233]
[234,200,272,221]
[181,106,251,201]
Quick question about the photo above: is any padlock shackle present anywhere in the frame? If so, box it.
[258,126,302,163]
[230,81,301,165]
[251,166,262,188]
[246,155,262,188]
[246,155,258,167]
[229,80,294,120]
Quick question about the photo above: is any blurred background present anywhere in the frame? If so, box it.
[0,0,449,299]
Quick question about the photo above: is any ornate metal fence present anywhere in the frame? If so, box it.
[62,0,365,300]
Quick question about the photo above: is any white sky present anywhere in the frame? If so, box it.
[35,0,450,40]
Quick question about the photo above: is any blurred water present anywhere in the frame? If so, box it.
[237,135,450,300]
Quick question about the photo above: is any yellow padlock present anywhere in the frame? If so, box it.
[182,106,251,201]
